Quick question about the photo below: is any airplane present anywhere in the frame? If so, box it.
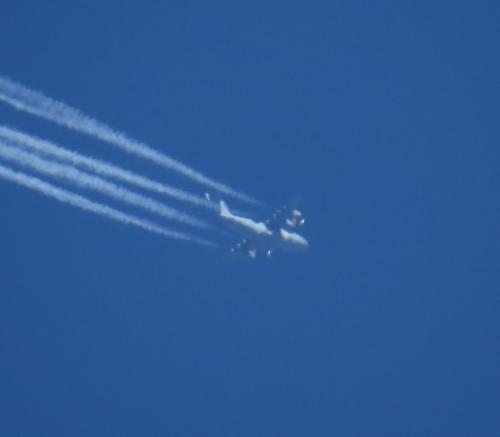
[206,193,309,258]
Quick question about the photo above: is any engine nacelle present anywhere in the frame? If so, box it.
[286,209,305,229]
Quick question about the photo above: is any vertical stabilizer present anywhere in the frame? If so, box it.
[219,200,231,217]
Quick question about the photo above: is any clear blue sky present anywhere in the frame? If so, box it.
[0,2,498,436]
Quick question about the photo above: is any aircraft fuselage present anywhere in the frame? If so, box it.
[219,200,309,255]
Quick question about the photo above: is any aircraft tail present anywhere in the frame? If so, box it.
[219,200,231,217]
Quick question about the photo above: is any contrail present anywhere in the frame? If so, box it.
[0,163,215,246]
[0,142,209,230]
[0,76,258,204]
[0,126,215,211]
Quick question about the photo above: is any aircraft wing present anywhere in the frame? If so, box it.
[230,239,255,259]
[229,238,272,259]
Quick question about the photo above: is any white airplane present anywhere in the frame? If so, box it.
[208,194,309,258]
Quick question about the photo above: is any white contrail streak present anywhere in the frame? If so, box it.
[0,76,258,204]
[0,126,215,211]
[0,163,215,246]
[0,142,209,230]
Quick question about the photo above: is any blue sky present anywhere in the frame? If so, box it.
[0,2,499,436]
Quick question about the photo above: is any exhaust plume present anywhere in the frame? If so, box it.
[0,142,209,230]
[0,163,215,246]
[0,77,258,204]
[0,126,214,210]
